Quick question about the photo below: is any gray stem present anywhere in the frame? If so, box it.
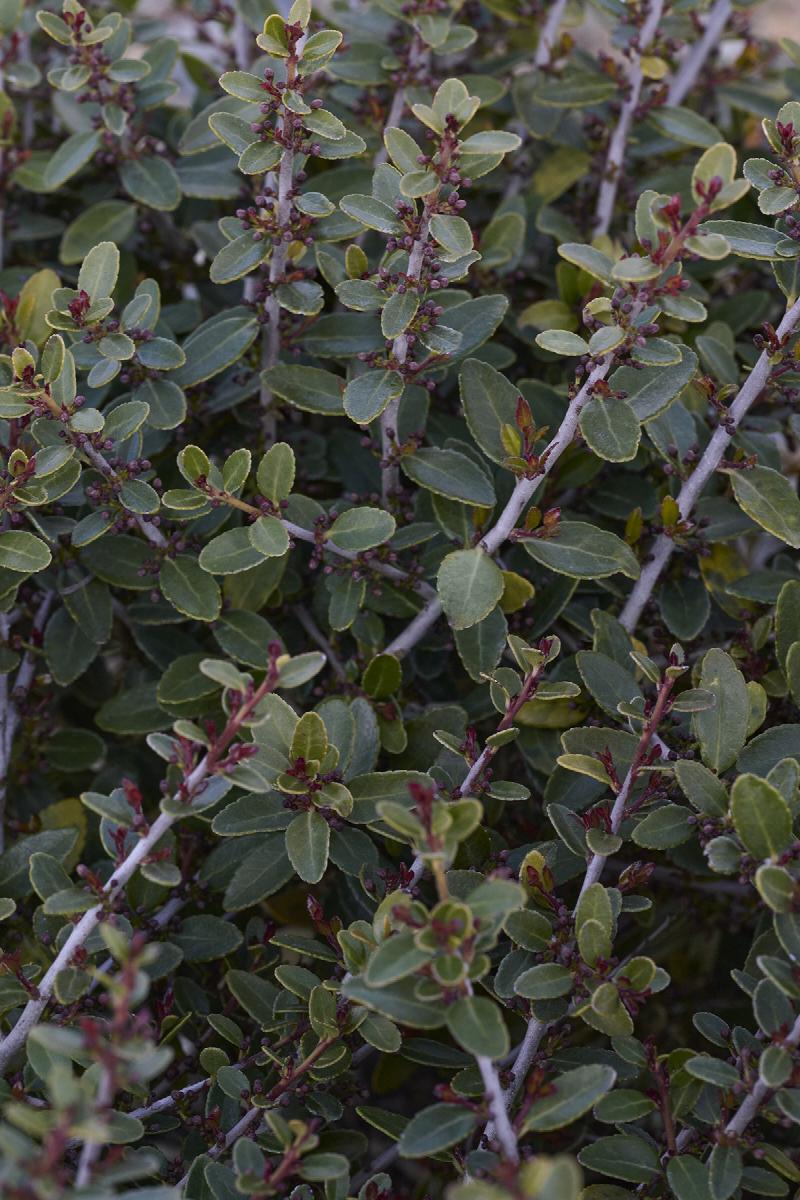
[619,295,800,632]
[666,0,732,107]
[386,360,612,659]
[0,747,216,1072]
[593,0,665,238]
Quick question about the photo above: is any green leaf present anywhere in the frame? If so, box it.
[60,202,136,264]
[726,466,800,548]
[611,347,698,421]
[730,774,793,860]
[199,527,269,575]
[398,1103,477,1157]
[579,398,640,461]
[699,220,787,260]
[557,242,614,282]
[445,995,509,1060]
[223,837,294,910]
[363,654,402,698]
[44,130,102,189]
[257,442,295,503]
[649,105,722,146]
[522,522,639,580]
[460,358,520,465]
[173,309,258,388]
[173,915,243,962]
[263,363,344,415]
[249,516,290,558]
[693,648,748,772]
[343,369,404,424]
[342,975,444,1029]
[576,650,640,715]
[365,932,431,987]
[160,555,221,621]
[382,291,420,339]
[667,1156,712,1200]
[514,962,573,999]
[328,507,396,552]
[285,810,330,884]
[119,156,181,211]
[0,531,51,573]
[632,804,694,849]
[578,1135,660,1183]
[522,1064,617,1132]
[430,213,474,258]
[437,548,504,631]
[401,447,496,507]
[340,194,401,234]
[594,1089,656,1124]
[78,240,120,301]
[62,579,111,644]
[535,329,589,355]
[210,232,270,284]
[709,1144,743,1200]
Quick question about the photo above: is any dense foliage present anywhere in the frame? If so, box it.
[2,0,800,1196]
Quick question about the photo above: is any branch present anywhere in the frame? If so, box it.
[446,654,550,821]
[724,1014,800,1137]
[177,1035,337,1183]
[428,846,517,1162]
[0,666,280,1073]
[470,980,519,1163]
[619,294,800,632]
[295,604,347,682]
[593,0,665,238]
[386,360,612,659]
[232,10,252,72]
[575,671,674,899]
[380,218,430,505]
[0,591,54,852]
[75,1067,114,1187]
[206,485,436,599]
[259,30,305,442]
[484,672,674,1140]
[535,0,569,69]
[0,808,176,1073]
[372,36,427,167]
[81,444,167,549]
[666,0,732,108]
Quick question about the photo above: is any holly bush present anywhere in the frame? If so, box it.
[2,0,800,1197]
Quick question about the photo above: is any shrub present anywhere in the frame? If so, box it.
[0,0,799,1196]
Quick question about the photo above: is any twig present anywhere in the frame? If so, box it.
[295,604,347,681]
[593,0,665,237]
[428,848,518,1162]
[128,1076,210,1121]
[178,1035,337,1183]
[724,1014,800,1136]
[455,658,547,798]
[484,672,674,1139]
[372,36,426,167]
[232,10,252,71]
[575,672,674,899]
[619,295,800,632]
[385,360,612,659]
[205,485,436,599]
[535,0,569,69]
[666,0,732,107]
[259,31,305,442]
[75,1068,113,1187]
[88,894,186,997]
[0,592,54,852]
[81,444,167,549]
[0,663,281,1073]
